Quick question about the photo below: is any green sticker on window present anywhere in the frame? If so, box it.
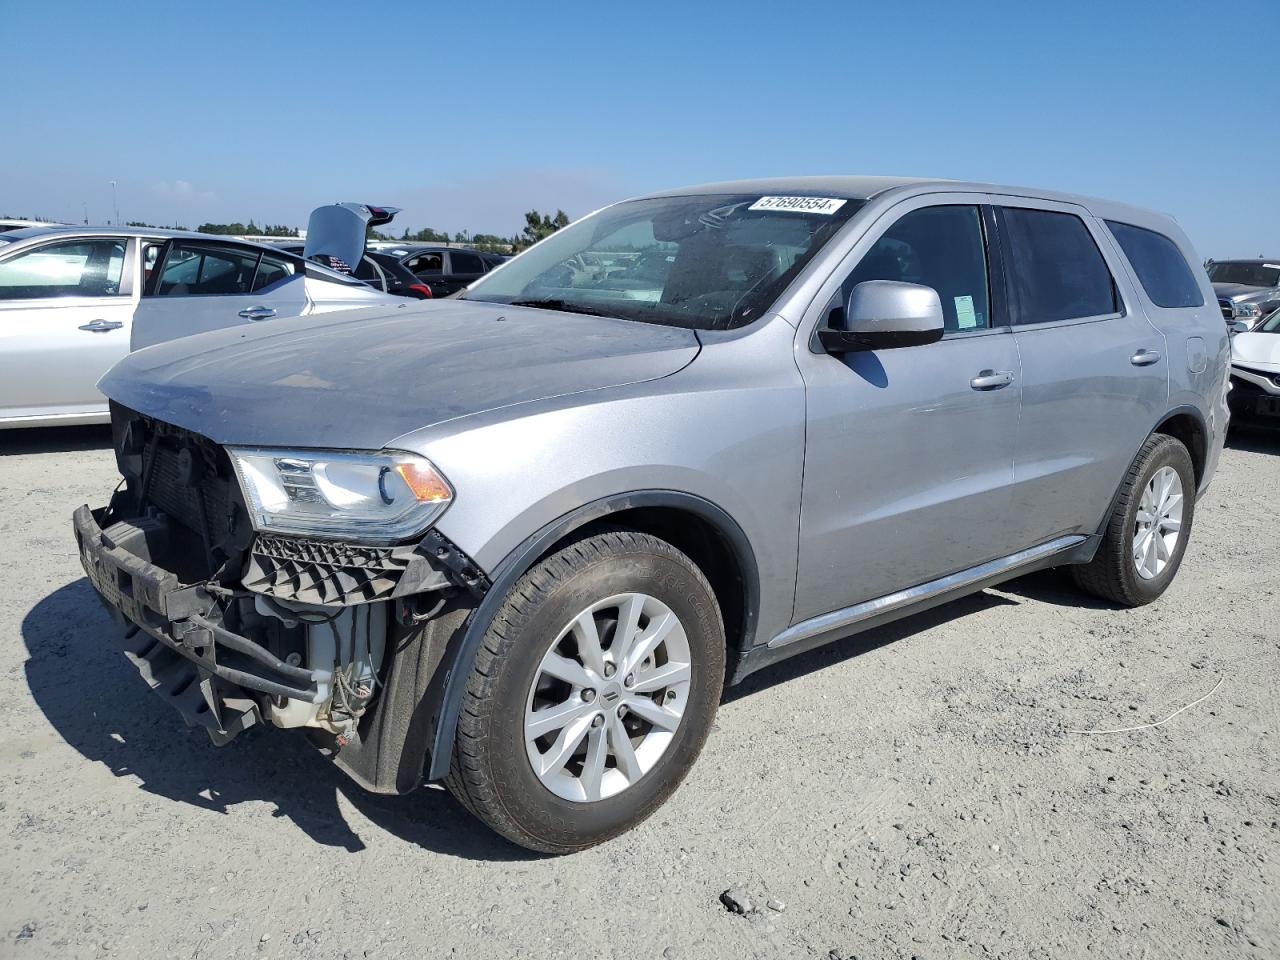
[955,295,977,329]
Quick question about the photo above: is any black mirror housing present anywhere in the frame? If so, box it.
[817,325,944,353]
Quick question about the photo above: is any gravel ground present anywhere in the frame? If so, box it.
[1,425,1276,960]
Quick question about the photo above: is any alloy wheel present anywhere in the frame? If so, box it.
[1133,465,1183,580]
[524,592,692,803]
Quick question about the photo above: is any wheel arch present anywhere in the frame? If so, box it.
[424,490,759,781]
[1152,404,1209,489]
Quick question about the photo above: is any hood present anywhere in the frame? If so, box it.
[303,202,400,273]
[1213,282,1274,303]
[99,300,700,449]
[1231,330,1280,369]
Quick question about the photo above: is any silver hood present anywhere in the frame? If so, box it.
[99,301,700,449]
[1213,282,1275,303]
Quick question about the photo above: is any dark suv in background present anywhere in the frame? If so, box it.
[377,244,505,297]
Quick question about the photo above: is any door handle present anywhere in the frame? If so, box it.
[1130,349,1162,366]
[77,319,123,333]
[970,369,1015,390]
[238,306,277,321]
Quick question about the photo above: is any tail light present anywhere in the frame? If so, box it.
[408,283,433,299]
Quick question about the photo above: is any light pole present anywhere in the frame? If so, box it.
[109,180,118,226]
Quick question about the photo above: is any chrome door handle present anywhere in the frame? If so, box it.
[1130,349,1161,366]
[970,369,1015,390]
[77,319,123,333]
[238,306,277,321]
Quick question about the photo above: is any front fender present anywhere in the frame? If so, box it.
[420,489,759,782]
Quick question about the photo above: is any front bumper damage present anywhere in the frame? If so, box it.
[75,498,487,791]
[74,504,330,743]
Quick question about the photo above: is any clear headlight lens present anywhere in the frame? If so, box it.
[1234,302,1262,318]
[227,447,452,544]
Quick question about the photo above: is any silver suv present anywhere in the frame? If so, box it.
[75,177,1229,853]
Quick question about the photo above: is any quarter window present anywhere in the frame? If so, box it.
[156,243,260,296]
[998,207,1118,324]
[1106,221,1203,308]
[252,253,297,291]
[842,205,992,332]
[0,238,127,300]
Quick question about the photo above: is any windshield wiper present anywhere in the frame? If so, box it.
[506,298,618,319]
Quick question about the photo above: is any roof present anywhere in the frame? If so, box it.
[634,175,1166,223]
[0,224,225,242]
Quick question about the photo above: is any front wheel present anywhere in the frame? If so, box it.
[1072,433,1196,606]
[445,529,725,853]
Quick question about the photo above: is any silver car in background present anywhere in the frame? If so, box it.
[76,176,1228,853]
[0,224,396,428]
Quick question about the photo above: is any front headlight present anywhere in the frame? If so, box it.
[1234,302,1262,319]
[227,447,452,544]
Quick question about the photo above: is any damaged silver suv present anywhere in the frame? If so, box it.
[76,177,1229,853]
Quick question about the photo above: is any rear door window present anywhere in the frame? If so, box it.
[155,243,261,296]
[842,204,992,332]
[406,252,443,276]
[1105,221,1204,308]
[0,238,127,299]
[449,251,484,275]
[997,207,1118,324]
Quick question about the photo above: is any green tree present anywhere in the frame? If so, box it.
[518,209,570,250]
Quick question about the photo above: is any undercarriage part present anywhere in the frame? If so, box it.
[265,599,388,736]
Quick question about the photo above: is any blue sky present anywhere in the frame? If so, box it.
[3,0,1275,255]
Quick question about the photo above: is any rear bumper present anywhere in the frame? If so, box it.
[74,504,330,743]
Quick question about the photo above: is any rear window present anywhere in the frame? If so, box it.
[1207,261,1280,288]
[998,207,1118,324]
[1106,221,1203,308]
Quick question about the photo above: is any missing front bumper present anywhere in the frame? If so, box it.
[73,504,330,743]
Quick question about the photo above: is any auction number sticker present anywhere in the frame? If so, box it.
[749,196,848,214]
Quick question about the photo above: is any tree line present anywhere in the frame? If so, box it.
[125,208,573,253]
[10,207,574,254]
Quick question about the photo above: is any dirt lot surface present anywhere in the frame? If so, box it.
[1,425,1277,960]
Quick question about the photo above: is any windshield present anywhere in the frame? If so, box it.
[462,193,863,330]
[1209,261,1280,288]
[1259,308,1280,333]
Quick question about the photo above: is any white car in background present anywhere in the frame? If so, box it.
[1228,307,1280,426]
[0,209,400,429]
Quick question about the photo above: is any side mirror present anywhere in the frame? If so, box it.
[1228,319,1250,335]
[818,280,946,353]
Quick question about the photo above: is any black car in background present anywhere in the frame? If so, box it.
[374,244,504,297]
[275,243,431,300]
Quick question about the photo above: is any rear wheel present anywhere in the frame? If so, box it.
[1072,434,1195,606]
[445,529,725,853]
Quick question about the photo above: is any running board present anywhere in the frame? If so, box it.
[768,535,1088,650]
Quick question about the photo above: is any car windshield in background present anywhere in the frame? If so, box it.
[1259,310,1280,333]
[462,194,863,330]
[1209,261,1280,287]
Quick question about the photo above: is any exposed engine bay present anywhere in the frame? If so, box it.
[75,404,485,785]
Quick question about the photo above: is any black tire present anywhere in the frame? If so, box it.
[1071,433,1196,607]
[444,529,725,854]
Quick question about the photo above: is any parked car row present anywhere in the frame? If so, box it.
[0,202,519,429]
[0,213,398,428]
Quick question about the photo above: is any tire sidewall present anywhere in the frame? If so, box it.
[482,543,724,850]
[1121,439,1196,602]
